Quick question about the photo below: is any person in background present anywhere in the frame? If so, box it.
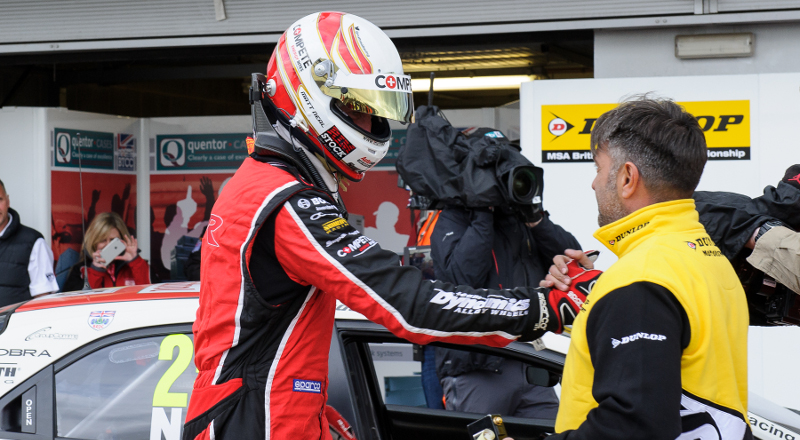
[0,178,58,306]
[693,164,800,297]
[63,212,150,290]
[431,134,579,417]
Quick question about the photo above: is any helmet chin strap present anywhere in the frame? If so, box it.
[272,122,340,198]
[303,146,340,197]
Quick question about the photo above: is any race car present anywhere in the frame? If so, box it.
[0,283,795,440]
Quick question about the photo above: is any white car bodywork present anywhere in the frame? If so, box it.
[0,283,797,440]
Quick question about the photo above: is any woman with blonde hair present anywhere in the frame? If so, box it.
[63,212,150,290]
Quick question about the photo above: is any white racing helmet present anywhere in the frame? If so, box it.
[261,11,414,182]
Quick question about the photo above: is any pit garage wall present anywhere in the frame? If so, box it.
[0,108,141,274]
[0,106,516,282]
[520,72,800,412]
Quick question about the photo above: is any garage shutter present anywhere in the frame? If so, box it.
[0,0,695,45]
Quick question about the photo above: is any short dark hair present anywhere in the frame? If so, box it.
[590,96,707,200]
[0,179,5,195]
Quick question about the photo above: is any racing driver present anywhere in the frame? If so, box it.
[182,12,597,440]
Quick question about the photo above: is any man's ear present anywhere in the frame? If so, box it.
[618,162,640,200]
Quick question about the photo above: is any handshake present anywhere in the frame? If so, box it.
[540,249,602,334]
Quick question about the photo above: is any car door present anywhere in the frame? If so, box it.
[334,319,565,440]
[0,324,196,440]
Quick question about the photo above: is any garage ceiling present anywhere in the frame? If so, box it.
[0,31,592,117]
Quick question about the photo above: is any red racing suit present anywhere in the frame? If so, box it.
[183,156,558,440]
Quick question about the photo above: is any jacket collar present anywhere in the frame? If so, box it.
[594,199,700,258]
[0,208,20,241]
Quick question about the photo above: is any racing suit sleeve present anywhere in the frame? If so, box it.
[430,207,494,287]
[528,213,582,263]
[550,281,689,440]
[271,190,553,346]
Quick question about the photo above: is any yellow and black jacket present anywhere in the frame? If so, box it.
[552,199,752,440]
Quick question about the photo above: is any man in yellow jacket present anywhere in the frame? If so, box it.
[541,97,752,440]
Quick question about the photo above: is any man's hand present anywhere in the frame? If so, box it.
[540,249,595,291]
[540,250,603,333]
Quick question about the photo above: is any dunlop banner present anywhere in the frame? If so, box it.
[541,100,750,162]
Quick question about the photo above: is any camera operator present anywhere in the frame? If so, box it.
[430,130,581,418]
[694,164,800,297]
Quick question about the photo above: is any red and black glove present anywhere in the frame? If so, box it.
[546,251,603,334]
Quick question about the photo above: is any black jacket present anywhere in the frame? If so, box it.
[693,166,800,260]
[431,208,580,376]
[0,208,42,307]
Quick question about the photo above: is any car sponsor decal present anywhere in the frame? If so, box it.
[429,289,530,317]
[293,379,322,393]
[138,283,201,294]
[749,412,800,440]
[297,198,312,209]
[0,349,50,357]
[0,363,19,384]
[25,327,78,341]
[319,126,355,160]
[88,311,116,331]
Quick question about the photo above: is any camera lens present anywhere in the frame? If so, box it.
[511,168,536,202]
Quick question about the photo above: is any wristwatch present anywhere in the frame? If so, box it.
[754,220,784,244]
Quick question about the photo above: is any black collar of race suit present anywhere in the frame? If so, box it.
[251,132,315,181]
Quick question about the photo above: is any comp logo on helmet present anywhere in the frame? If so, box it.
[261,12,414,182]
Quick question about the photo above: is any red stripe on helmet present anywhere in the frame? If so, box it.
[269,33,301,116]
[317,12,343,59]
[336,29,363,75]
[349,24,372,74]
[267,34,297,116]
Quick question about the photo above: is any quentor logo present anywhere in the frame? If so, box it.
[541,100,751,162]
[160,138,186,167]
[55,132,72,163]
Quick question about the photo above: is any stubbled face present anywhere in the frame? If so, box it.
[96,228,121,252]
[0,187,9,232]
[592,149,628,227]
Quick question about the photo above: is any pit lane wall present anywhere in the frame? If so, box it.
[520,72,800,415]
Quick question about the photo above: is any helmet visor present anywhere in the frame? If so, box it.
[315,70,414,124]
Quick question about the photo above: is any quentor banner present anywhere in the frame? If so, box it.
[156,133,249,171]
[541,100,750,162]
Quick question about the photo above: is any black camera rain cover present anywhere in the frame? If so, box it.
[396,105,531,208]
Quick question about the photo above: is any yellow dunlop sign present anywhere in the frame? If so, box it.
[541,100,750,162]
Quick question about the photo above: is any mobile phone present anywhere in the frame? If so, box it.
[467,414,507,440]
[100,238,126,265]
